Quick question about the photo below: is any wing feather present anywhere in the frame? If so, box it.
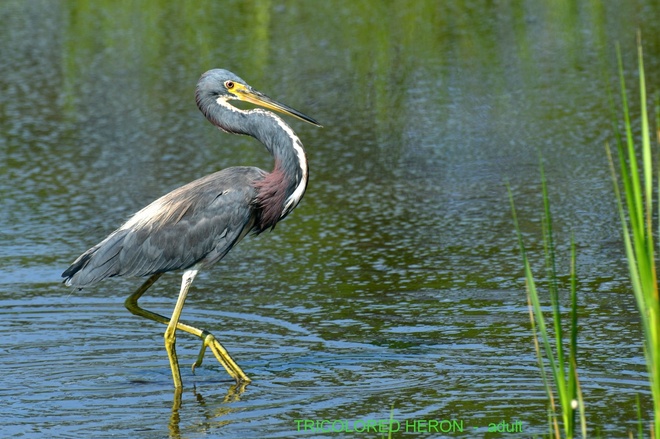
[63,167,264,287]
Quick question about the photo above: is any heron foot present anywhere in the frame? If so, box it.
[192,330,251,384]
[125,274,251,386]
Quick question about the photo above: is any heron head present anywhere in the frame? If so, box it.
[196,69,321,127]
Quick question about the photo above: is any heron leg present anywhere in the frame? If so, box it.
[124,272,251,385]
[163,269,199,388]
[192,331,252,384]
[125,273,206,334]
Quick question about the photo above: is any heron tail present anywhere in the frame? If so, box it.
[62,229,129,287]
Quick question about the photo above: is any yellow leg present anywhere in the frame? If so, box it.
[163,269,198,388]
[124,272,251,387]
[192,330,252,384]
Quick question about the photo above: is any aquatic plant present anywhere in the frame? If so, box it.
[509,164,586,439]
[606,34,660,438]
[510,34,659,438]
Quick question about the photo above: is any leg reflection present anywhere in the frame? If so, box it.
[168,382,248,436]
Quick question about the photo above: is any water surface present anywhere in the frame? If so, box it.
[2,0,660,437]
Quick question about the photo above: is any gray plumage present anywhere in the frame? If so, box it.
[63,69,320,288]
[63,168,261,287]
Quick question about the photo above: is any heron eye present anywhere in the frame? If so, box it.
[225,81,235,90]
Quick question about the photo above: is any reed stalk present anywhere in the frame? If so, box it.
[606,34,660,437]
[509,163,586,438]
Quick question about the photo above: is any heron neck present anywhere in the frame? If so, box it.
[204,98,307,184]
[249,110,307,183]
[199,97,309,229]
[247,110,309,231]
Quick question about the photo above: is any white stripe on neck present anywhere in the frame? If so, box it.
[214,97,308,217]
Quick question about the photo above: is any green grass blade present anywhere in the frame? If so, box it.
[608,34,660,432]
[508,185,560,427]
[509,179,580,439]
[540,161,565,370]
[568,236,579,434]
[572,357,587,438]
[615,43,644,237]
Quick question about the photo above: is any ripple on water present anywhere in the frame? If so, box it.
[0,280,651,438]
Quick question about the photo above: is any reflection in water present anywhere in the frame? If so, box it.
[169,383,247,438]
[169,387,183,438]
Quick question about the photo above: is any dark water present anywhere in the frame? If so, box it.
[2,0,660,437]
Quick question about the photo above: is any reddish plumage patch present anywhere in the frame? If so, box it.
[252,162,289,232]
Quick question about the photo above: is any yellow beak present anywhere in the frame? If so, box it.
[231,83,322,127]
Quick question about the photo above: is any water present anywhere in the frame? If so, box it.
[2,0,659,437]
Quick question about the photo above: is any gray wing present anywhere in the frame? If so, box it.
[63,166,264,287]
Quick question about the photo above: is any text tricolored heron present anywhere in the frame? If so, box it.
[62,69,321,388]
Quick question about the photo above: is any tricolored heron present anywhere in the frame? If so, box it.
[62,69,321,388]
